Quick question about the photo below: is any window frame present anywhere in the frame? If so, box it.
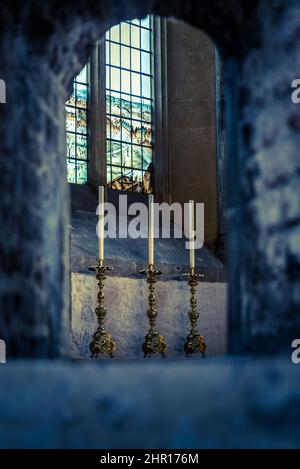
[68,16,169,201]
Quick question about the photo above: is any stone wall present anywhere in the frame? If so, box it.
[0,359,299,448]
[71,274,227,359]
[167,19,218,248]
[1,0,300,452]
[0,36,70,358]
[228,0,300,353]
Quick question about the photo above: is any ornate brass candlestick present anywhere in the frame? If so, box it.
[140,265,167,357]
[89,261,116,358]
[182,268,207,357]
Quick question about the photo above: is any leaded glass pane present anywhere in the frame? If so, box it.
[110,66,120,91]
[77,135,88,160]
[110,43,120,67]
[121,46,130,69]
[142,98,152,122]
[65,64,89,184]
[140,16,150,29]
[131,72,141,96]
[121,143,132,167]
[111,142,122,166]
[132,99,142,121]
[66,108,76,132]
[66,134,76,159]
[131,49,140,72]
[106,66,110,90]
[142,75,151,98]
[121,70,131,94]
[76,83,88,108]
[143,147,152,168]
[77,161,88,184]
[121,96,131,118]
[110,25,120,42]
[106,15,153,193]
[121,23,130,45]
[131,26,140,49]
[141,28,150,51]
[76,109,87,134]
[111,92,121,115]
[77,65,88,83]
[67,159,76,183]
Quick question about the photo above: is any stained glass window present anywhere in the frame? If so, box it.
[106,16,154,193]
[66,17,155,190]
[65,65,89,184]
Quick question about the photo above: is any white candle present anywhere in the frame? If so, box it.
[98,186,105,263]
[148,194,154,266]
[189,200,195,269]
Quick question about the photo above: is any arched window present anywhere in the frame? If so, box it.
[66,16,220,249]
[65,15,154,193]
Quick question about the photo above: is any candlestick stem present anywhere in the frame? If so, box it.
[89,261,116,358]
[182,268,207,357]
[140,265,167,357]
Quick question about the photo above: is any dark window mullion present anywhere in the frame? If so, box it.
[109,138,152,149]
[107,38,151,55]
[109,30,112,176]
[140,23,144,181]
[130,22,133,190]
[107,64,153,79]
[109,112,153,125]
[106,88,152,102]
[119,24,123,180]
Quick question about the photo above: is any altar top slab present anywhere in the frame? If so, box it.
[70,185,226,282]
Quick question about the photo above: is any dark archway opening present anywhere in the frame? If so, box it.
[1,0,299,358]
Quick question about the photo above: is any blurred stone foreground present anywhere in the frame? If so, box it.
[1,0,300,450]
[0,359,299,449]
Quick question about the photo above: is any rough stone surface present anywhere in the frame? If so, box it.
[0,359,299,448]
[71,274,227,359]
[215,51,227,263]
[1,0,300,357]
[227,0,300,353]
[0,37,70,357]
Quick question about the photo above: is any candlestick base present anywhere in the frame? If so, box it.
[142,329,167,358]
[184,331,207,357]
[89,263,116,358]
[182,269,207,358]
[140,266,167,358]
[90,329,116,358]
